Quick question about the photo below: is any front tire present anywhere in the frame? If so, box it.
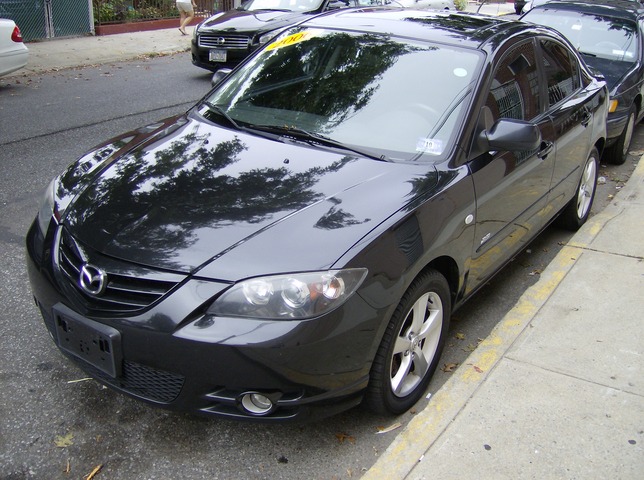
[366,270,451,415]
[557,147,599,231]
[605,105,636,165]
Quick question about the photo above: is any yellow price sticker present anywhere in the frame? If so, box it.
[266,31,316,51]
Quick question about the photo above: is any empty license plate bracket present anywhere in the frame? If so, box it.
[53,304,122,378]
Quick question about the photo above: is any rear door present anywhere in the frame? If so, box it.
[538,36,594,213]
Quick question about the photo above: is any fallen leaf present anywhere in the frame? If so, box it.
[85,464,102,480]
[455,332,465,340]
[463,343,477,352]
[442,363,458,373]
[54,432,74,448]
[335,433,356,444]
[376,422,402,434]
[64,459,71,474]
[473,365,483,373]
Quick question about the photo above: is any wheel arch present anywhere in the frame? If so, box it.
[595,136,606,158]
[421,255,461,309]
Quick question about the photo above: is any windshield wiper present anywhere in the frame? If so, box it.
[201,102,287,142]
[201,101,244,130]
[249,124,389,161]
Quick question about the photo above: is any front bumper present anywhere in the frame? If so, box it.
[191,38,256,72]
[26,220,383,422]
[605,109,629,146]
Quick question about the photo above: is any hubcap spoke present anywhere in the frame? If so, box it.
[418,295,442,339]
[393,335,410,356]
[410,293,430,334]
[391,354,414,395]
[412,345,429,376]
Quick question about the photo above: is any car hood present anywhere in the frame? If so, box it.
[581,55,635,92]
[59,114,438,278]
[199,9,308,34]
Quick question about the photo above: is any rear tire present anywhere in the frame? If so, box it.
[366,270,451,415]
[605,105,635,165]
[557,147,599,231]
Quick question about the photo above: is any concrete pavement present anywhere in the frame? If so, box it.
[4,2,643,478]
[4,27,193,78]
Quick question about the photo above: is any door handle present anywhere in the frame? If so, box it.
[581,109,592,127]
[537,141,554,159]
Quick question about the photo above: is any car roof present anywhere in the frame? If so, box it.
[529,0,644,20]
[303,7,542,50]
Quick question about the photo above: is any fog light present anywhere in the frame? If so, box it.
[240,392,274,415]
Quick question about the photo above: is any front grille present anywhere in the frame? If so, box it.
[70,355,185,404]
[198,33,250,49]
[57,227,183,315]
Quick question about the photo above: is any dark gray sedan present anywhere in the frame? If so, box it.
[27,8,607,422]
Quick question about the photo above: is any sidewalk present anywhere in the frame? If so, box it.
[5,3,642,478]
[6,27,192,78]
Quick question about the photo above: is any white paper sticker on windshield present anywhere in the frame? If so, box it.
[453,68,468,78]
[416,138,444,155]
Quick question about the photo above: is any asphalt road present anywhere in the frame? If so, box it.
[0,53,639,480]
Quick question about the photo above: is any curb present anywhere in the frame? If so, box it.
[361,155,644,479]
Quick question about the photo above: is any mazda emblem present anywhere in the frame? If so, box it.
[79,264,107,296]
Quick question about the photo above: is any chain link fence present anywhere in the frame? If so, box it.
[0,0,93,41]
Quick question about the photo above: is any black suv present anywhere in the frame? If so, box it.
[191,0,368,72]
[522,0,644,164]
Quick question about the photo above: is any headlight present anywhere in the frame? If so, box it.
[36,178,58,235]
[258,29,283,46]
[208,269,368,319]
[608,98,619,113]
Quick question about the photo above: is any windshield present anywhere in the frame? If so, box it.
[524,8,638,63]
[242,0,325,12]
[202,27,482,162]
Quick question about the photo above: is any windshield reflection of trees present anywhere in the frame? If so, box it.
[63,125,354,266]
[232,33,417,130]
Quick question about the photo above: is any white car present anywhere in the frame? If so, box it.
[0,19,28,77]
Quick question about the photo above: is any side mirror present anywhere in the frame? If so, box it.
[211,68,232,87]
[479,118,541,152]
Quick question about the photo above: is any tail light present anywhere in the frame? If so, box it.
[11,25,23,43]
